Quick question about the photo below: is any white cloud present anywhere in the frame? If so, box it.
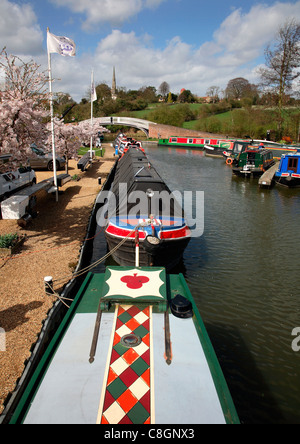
[0,0,43,55]
[50,0,166,30]
[12,0,299,103]
[214,2,300,67]
[88,2,299,99]
[93,31,193,89]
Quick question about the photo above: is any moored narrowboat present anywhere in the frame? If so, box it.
[252,140,298,160]
[232,148,275,178]
[104,147,191,271]
[224,140,298,162]
[223,141,253,163]
[2,265,239,424]
[204,144,230,158]
[113,133,143,157]
[159,136,233,150]
[274,152,300,187]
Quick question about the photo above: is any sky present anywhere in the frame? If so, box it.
[0,0,300,102]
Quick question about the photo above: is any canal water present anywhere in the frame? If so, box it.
[142,144,300,424]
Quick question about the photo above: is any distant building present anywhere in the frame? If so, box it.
[199,96,214,103]
[111,67,117,101]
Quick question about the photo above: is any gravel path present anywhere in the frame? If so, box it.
[0,145,116,414]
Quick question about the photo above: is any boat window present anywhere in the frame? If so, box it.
[188,139,193,144]
[171,138,177,143]
[2,174,11,182]
[288,157,298,173]
[205,139,210,144]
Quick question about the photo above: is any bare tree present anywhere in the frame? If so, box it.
[158,81,170,98]
[206,86,220,103]
[258,19,300,136]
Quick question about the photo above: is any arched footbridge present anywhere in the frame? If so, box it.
[92,117,156,137]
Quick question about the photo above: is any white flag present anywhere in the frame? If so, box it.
[91,72,97,102]
[47,31,76,57]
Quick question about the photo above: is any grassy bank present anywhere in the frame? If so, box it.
[120,103,300,143]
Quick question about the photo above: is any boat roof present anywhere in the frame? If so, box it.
[8,267,239,424]
[242,148,272,155]
[282,151,300,157]
[111,148,183,217]
[113,148,165,189]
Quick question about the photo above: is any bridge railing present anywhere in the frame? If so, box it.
[98,117,151,130]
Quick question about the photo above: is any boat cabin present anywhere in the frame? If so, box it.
[274,152,300,187]
[223,141,253,161]
[232,148,275,178]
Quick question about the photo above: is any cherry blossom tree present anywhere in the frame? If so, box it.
[0,49,110,174]
[48,118,109,173]
[0,48,49,171]
[47,118,80,174]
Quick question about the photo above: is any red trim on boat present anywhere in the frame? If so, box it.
[106,224,146,240]
[159,226,191,240]
[106,223,191,241]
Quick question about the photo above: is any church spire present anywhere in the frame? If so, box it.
[111,66,117,100]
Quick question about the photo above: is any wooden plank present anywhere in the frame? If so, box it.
[259,162,279,187]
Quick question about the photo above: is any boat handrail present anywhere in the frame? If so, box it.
[134,166,145,177]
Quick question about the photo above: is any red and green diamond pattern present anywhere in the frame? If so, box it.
[98,304,153,424]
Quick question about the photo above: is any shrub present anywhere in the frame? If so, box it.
[0,233,18,249]
[148,104,197,127]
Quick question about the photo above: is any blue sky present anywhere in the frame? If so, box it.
[1,0,300,102]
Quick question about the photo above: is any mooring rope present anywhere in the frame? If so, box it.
[51,224,140,287]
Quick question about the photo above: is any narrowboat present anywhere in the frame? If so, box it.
[113,134,143,157]
[223,141,253,163]
[104,147,191,271]
[158,136,233,151]
[274,152,300,187]
[252,140,298,160]
[223,139,298,162]
[2,265,240,424]
[232,148,275,178]
[204,144,231,158]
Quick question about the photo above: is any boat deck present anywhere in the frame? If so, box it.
[9,267,238,424]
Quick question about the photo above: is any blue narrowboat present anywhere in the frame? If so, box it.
[274,151,300,188]
[105,147,191,271]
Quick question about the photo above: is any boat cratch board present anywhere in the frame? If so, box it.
[5,267,239,425]
[101,267,166,306]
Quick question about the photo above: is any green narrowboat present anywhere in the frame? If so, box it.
[1,266,240,425]
[232,148,275,178]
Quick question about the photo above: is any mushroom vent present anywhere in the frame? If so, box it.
[170,294,193,319]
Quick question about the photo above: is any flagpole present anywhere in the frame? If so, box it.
[90,69,94,159]
[47,27,58,202]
